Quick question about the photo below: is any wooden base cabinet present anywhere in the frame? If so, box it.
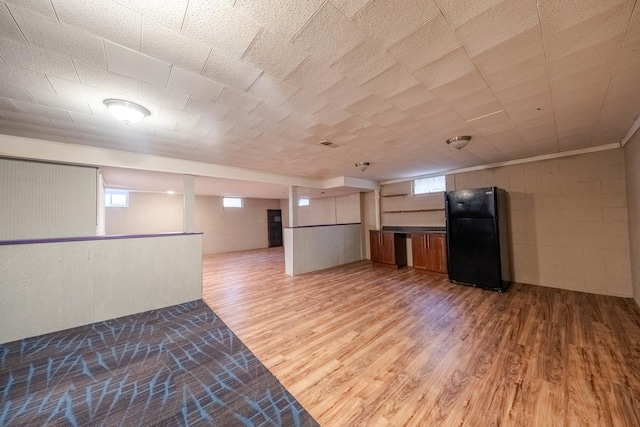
[369,230,407,268]
[411,233,447,274]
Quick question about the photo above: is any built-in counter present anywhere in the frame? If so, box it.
[0,232,203,344]
[376,226,447,273]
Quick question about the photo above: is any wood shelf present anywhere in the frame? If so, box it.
[383,208,445,214]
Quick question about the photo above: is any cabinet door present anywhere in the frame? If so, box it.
[381,232,396,265]
[428,234,447,273]
[369,230,381,263]
[411,233,427,270]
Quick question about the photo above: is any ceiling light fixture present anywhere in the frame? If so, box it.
[103,99,150,124]
[446,135,471,150]
[356,161,370,172]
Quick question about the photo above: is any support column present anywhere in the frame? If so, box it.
[374,189,381,230]
[183,175,195,233]
[288,185,298,228]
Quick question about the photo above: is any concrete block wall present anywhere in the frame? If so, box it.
[297,193,361,226]
[106,192,183,235]
[624,132,640,306]
[195,196,280,254]
[451,149,631,297]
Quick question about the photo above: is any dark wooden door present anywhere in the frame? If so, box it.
[267,209,283,247]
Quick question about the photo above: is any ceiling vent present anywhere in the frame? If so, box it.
[318,140,340,148]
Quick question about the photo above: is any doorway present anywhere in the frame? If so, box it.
[267,209,283,247]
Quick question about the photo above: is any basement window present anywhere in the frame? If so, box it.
[223,197,242,208]
[298,198,309,207]
[105,189,129,207]
[413,175,446,195]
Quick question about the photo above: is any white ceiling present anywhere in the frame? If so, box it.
[0,0,639,195]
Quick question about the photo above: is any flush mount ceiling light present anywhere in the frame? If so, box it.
[356,161,370,172]
[446,135,471,150]
[103,99,150,124]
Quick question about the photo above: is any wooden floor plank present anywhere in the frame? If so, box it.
[202,248,640,426]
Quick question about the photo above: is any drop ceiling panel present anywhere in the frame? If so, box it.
[284,58,343,94]
[214,87,261,112]
[361,63,420,99]
[167,68,222,103]
[413,47,476,89]
[291,2,365,63]
[74,60,139,100]
[201,48,262,92]
[0,37,78,81]
[330,39,398,85]
[317,78,370,109]
[251,101,293,122]
[9,4,106,67]
[384,84,438,111]
[435,0,504,29]
[353,0,440,48]
[0,3,27,42]
[141,18,211,73]
[246,73,298,105]
[0,97,19,112]
[182,0,261,58]
[113,0,188,31]
[471,26,544,74]
[138,82,189,110]
[282,89,328,115]
[241,28,308,79]
[388,13,461,72]
[332,0,370,19]
[54,0,142,50]
[542,1,633,62]
[430,70,487,103]
[104,41,170,87]
[455,0,539,57]
[234,0,323,41]
[538,0,629,35]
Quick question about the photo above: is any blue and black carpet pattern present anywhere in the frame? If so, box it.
[0,300,319,426]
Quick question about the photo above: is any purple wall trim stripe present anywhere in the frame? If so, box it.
[0,232,203,246]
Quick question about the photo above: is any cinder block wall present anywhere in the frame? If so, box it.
[451,149,631,297]
[624,132,640,306]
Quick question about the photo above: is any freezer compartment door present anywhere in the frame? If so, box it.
[445,188,496,219]
[447,217,501,289]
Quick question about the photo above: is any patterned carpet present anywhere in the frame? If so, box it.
[0,300,319,426]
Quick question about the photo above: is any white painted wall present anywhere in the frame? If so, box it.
[0,158,97,240]
[0,234,202,344]
[284,224,362,276]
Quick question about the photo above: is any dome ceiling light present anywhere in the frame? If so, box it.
[103,99,151,124]
[356,161,370,172]
[446,135,471,150]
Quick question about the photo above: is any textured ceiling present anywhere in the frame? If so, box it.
[0,0,639,184]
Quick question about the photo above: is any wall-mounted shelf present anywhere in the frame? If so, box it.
[383,208,445,214]
[382,193,408,198]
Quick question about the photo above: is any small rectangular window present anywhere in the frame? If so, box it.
[298,198,309,207]
[105,189,129,207]
[223,197,242,208]
[413,176,446,195]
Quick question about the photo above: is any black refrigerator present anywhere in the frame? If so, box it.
[444,187,511,292]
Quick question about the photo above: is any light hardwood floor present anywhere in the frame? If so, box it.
[202,247,640,426]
